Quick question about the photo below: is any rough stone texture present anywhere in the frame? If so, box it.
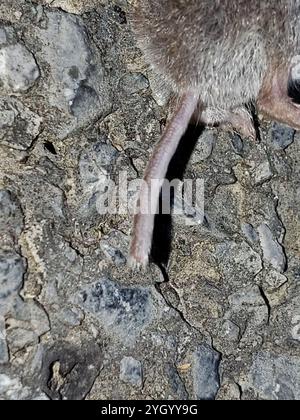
[0,43,40,93]
[0,98,42,150]
[241,352,300,400]
[0,251,25,301]
[120,356,143,388]
[258,223,287,273]
[192,345,221,400]
[0,0,300,401]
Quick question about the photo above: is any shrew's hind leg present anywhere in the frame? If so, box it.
[200,106,256,139]
[258,62,300,130]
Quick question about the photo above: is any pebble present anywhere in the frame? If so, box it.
[121,73,150,95]
[120,357,143,388]
[58,307,84,327]
[79,141,118,186]
[0,317,9,364]
[230,133,244,155]
[258,223,287,273]
[192,130,216,163]
[254,161,273,185]
[0,190,24,239]
[7,300,50,352]
[221,320,241,342]
[34,11,90,110]
[261,269,288,290]
[0,251,25,302]
[269,122,295,150]
[192,344,221,400]
[241,223,259,243]
[0,44,40,92]
[75,278,154,343]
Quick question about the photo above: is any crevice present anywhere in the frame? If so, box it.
[44,141,57,155]
[154,266,202,334]
[250,103,263,143]
[272,190,288,271]
[127,155,140,178]
[25,127,46,157]
[258,286,271,325]
[234,381,244,400]
[57,233,85,259]
[155,282,195,330]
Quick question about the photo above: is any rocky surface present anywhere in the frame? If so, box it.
[0,0,300,401]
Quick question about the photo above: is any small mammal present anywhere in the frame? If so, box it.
[129,0,300,268]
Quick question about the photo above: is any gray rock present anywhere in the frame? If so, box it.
[221,320,241,342]
[120,73,149,95]
[44,0,86,14]
[79,141,118,186]
[34,11,90,111]
[75,278,155,343]
[0,26,15,45]
[192,130,216,163]
[58,306,84,327]
[0,373,47,400]
[228,285,269,328]
[8,328,38,350]
[23,223,83,297]
[254,161,273,185]
[100,231,128,266]
[242,352,300,400]
[41,340,103,400]
[215,241,263,285]
[0,28,7,45]
[0,43,40,93]
[269,122,295,150]
[32,393,50,401]
[258,224,287,273]
[193,344,221,400]
[0,98,42,150]
[16,175,66,221]
[0,374,21,398]
[0,318,9,364]
[242,223,259,243]
[224,285,269,348]
[0,251,25,302]
[0,190,24,240]
[230,133,244,154]
[217,381,241,400]
[261,269,288,290]
[271,295,300,343]
[0,336,9,364]
[120,356,143,388]
[32,10,112,134]
[166,364,189,400]
[79,140,119,218]
[7,300,50,352]
[70,84,100,119]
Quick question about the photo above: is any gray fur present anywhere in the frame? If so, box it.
[129,1,300,268]
[132,1,298,110]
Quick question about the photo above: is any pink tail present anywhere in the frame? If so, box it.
[129,92,199,269]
